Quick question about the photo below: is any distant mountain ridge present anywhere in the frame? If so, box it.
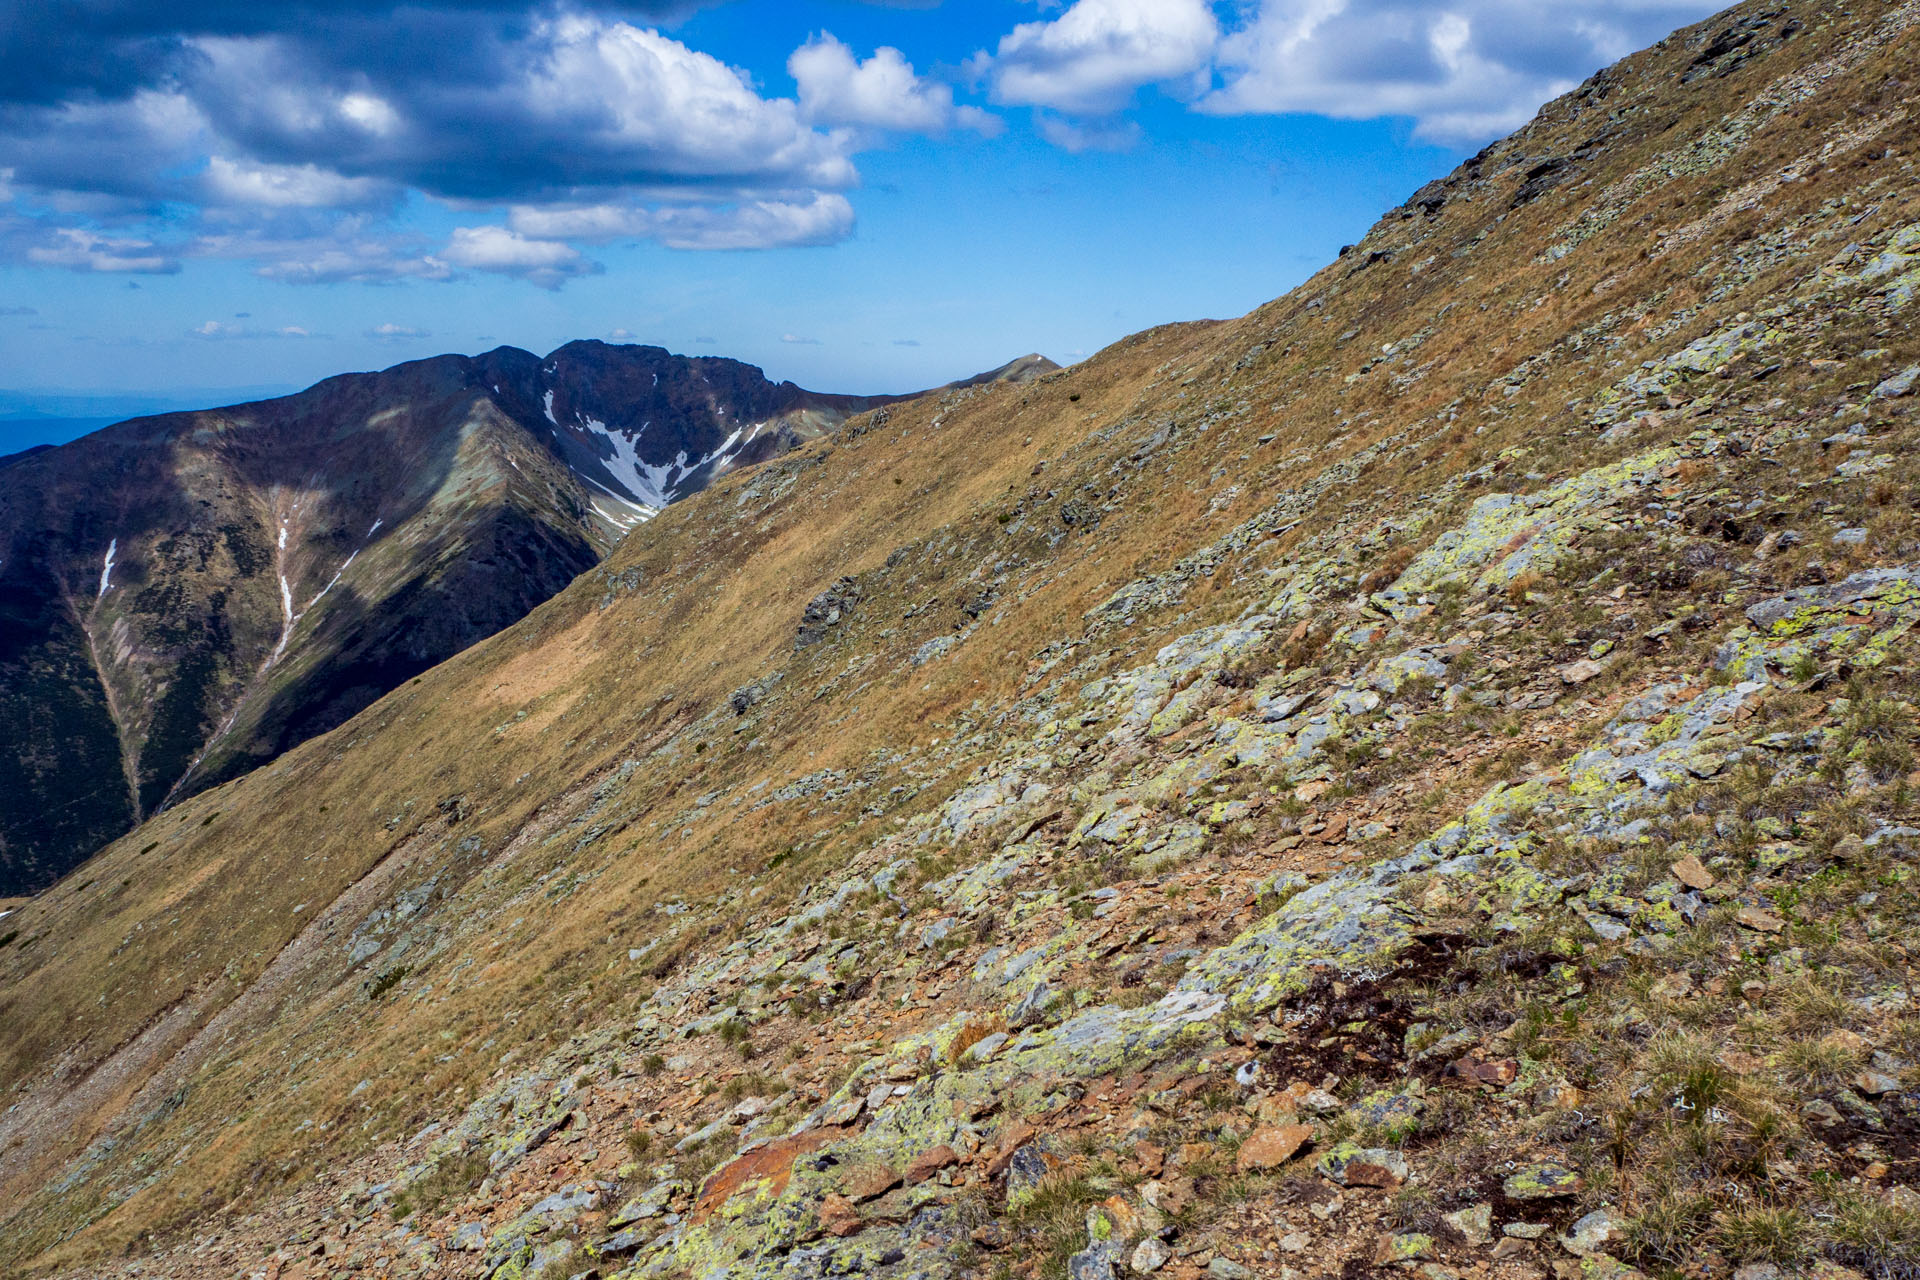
[0,342,1050,893]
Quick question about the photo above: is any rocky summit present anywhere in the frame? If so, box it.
[2,3,1919,1280]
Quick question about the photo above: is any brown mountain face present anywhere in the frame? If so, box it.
[4,3,1919,1278]
[0,344,910,895]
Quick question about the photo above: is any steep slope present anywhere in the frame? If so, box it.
[2,2,1919,1277]
[0,345,903,895]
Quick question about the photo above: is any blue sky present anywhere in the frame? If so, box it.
[0,0,1726,402]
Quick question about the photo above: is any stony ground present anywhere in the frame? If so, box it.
[4,3,1920,1280]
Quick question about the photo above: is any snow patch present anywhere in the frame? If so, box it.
[98,539,118,597]
[543,390,558,426]
[266,572,298,668]
[305,552,357,611]
[590,501,653,532]
[579,414,688,508]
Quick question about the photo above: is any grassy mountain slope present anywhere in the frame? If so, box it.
[2,1,1919,1276]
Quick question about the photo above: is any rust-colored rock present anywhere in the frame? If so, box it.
[692,1127,838,1223]
[1133,1140,1166,1177]
[906,1144,959,1184]
[1252,1094,1299,1124]
[818,1193,861,1238]
[843,1162,904,1202]
[971,1222,1008,1250]
[1448,1057,1519,1086]
[1236,1123,1313,1172]
[1153,1177,1197,1214]
[1342,1155,1408,1188]
[1110,1194,1148,1237]
[984,1121,1038,1177]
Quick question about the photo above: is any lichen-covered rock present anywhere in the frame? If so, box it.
[1562,1207,1621,1256]
[1443,1203,1493,1246]
[1874,364,1919,398]
[1503,1162,1582,1200]
[1389,449,1677,597]
[796,576,862,647]
[1316,1143,1410,1188]
[1374,1231,1434,1263]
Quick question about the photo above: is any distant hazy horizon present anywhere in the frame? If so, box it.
[0,386,309,455]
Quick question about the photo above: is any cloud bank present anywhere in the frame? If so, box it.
[974,0,1723,145]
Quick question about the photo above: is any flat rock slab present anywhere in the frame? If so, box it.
[1237,1123,1314,1172]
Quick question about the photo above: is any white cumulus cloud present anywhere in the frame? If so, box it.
[367,322,431,341]
[790,33,998,135]
[441,225,600,288]
[193,222,454,284]
[1203,0,1725,143]
[190,319,320,339]
[0,14,868,286]
[202,157,391,210]
[26,227,178,274]
[509,192,855,252]
[982,0,1221,115]
[520,16,856,191]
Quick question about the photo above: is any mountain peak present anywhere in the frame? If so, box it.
[0,344,917,895]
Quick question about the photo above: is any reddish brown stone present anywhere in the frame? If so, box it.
[692,1128,838,1223]
[1235,1123,1313,1173]
[1154,1177,1196,1214]
[984,1121,1038,1177]
[1343,1156,1407,1188]
[906,1144,960,1184]
[1094,1194,1143,1241]
[1670,854,1714,891]
[970,1222,1008,1250]
[819,1193,861,1238]
[1448,1057,1520,1086]
[843,1162,903,1203]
